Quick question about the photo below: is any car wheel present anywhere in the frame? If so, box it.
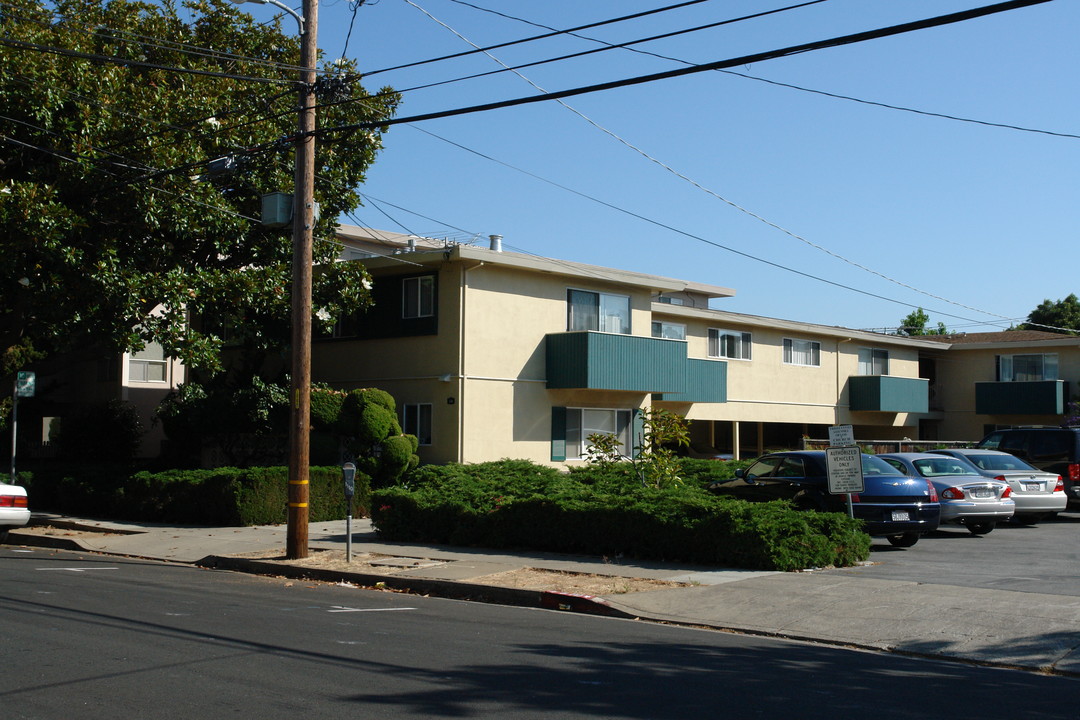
[0,529,8,544]
[966,522,995,535]
[887,533,919,548]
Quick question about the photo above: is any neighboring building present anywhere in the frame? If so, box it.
[11,339,184,461]
[319,226,1026,466]
[919,331,1080,442]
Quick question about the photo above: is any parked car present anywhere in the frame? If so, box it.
[878,453,1013,535]
[0,480,30,543]
[707,450,940,547]
[975,427,1080,506]
[930,448,1066,521]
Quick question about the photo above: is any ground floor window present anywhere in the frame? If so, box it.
[402,403,432,445]
[561,408,633,460]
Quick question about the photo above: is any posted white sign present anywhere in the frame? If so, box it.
[826,446,864,494]
[828,424,854,448]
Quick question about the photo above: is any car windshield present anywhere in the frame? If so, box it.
[912,458,975,477]
[862,455,906,476]
[964,453,1037,472]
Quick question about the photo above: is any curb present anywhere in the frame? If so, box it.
[200,555,635,618]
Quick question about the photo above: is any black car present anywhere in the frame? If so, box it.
[976,427,1080,506]
[708,451,941,547]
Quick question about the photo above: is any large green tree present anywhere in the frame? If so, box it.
[1019,294,1080,334]
[0,0,399,377]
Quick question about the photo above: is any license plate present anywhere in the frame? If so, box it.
[1025,483,1041,492]
[891,510,911,522]
[972,489,993,499]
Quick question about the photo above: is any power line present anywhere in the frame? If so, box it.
[0,36,292,85]
[387,0,830,97]
[319,0,1054,133]
[363,0,719,77]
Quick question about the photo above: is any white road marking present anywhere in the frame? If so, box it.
[327,606,416,613]
[36,567,119,572]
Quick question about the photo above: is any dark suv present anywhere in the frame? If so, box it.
[976,427,1080,506]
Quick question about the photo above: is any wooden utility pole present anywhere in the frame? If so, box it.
[286,0,318,559]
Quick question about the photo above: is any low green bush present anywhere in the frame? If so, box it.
[372,459,870,571]
[22,465,370,526]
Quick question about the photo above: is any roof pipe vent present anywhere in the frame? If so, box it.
[407,236,417,252]
[489,234,503,252]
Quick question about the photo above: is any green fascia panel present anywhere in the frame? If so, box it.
[849,375,929,413]
[975,380,1068,415]
[655,359,727,402]
[546,332,687,392]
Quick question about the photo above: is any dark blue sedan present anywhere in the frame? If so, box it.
[708,451,941,547]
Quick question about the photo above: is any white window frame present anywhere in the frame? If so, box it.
[402,276,435,319]
[998,353,1058,382]
[402,403,433,446]
[651,321,686,340]
[128,342,168,383]
[567,289,630,334]
[783,338,821,367]
[708,329,752,360]
[565,408,633,461]
[858,347,889,376]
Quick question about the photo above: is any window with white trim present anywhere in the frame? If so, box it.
[567,289,630,334]
[565,408,632,460]
[402,276,435,319]
[997,353,1058,382]
[783,338,820,367]
[651,321,686,340]
[402,403,432,445]
[129,341,168,382]
[858,347,889,376]
[708,329,752,360]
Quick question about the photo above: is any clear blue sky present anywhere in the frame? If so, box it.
[245,0,1078,333]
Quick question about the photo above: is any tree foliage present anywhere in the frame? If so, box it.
[585,407,690,489]
[1019,294,1080,335]
[896,308,947,336]
[0,0,400,378]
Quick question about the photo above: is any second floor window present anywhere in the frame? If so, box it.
[567,289,629,334]
[651,321,686,340]
[997,353,1058,382]
[129,342,167,382]
[784,338,820,367]
[858,348,889,375]
[403,276,435,319]
[709,329,752,360]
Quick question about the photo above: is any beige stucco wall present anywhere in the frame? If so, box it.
[934,343,1080,442]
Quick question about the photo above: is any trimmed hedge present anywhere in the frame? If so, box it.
[372,460,870,571]
[22,465,370,526]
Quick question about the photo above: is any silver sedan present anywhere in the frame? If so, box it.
[879,453,1013,535]
[931,448,1067,522]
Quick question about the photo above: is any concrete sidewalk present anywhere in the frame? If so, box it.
[8,513,1080,677]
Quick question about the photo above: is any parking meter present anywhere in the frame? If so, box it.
[342,462,356,500]
[342,462,356,562]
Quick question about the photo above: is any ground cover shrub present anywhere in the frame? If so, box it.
[22,465,369,526]
[372,459,870,571]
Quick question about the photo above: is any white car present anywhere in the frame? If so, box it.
[931,449,1067,521]
[0,480,30,542]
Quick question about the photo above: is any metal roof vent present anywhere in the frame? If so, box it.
[489,234,503,252]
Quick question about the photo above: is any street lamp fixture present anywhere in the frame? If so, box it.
[227,0,303,33]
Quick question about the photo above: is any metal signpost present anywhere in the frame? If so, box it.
[341,462,356,563]
[826,425,863,519]
[11,371,34,482]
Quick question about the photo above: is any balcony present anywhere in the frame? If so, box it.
[975,380,1069,415]
[545,332,726,401]
[848,375,929,413]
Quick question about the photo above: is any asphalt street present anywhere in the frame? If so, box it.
[5,545,1080,719]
